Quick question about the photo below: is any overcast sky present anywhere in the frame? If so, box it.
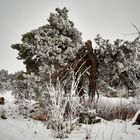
[0,0,140,73]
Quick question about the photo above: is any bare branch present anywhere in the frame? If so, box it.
[123,32,138,36]
[131,23,140,37]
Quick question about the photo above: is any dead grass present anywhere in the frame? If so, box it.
[96,96,139,120]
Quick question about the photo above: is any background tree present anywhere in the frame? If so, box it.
[95,35,140,97]
[0,69,11,93]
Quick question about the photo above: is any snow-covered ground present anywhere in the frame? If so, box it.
[0,91,140,140]
[0,116,140,140]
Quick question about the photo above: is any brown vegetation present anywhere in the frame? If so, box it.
[97,105,138,121]
[32,114,48,121]
[0,97,5,105]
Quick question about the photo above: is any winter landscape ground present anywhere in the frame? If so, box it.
[0,91,140,140]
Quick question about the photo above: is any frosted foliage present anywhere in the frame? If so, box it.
[0,70,11,93]
[11,7,83,76]
[21,73,48,100]
[33,7,82,73]
[10,7,83,100]
[95,35,140,97]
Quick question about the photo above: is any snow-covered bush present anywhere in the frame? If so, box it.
[45,72,84,138]
[11,71,28,100]
[0,69,12,93]
[12,69,87,138]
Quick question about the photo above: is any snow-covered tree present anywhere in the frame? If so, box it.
[95,35,140,97]
[11,7,83,77]
[11,7,83,100]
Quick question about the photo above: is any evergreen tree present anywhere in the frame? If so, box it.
[11,7,83,100]
[11,7,83,76]
[95,35,140,97]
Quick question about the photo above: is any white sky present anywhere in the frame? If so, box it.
[0,0,140,73]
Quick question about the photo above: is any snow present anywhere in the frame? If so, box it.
[0,91,140,140]
[0,119,51,140]
[0,117,140,140]
[0,91,15,103]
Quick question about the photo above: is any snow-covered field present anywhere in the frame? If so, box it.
[0,91,140,140]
